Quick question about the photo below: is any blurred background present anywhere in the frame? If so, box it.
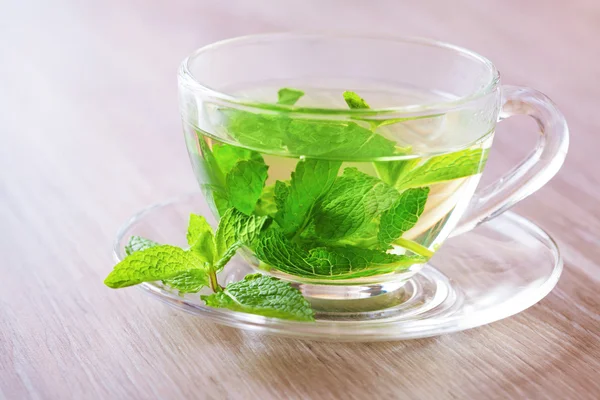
[1,1,598,399]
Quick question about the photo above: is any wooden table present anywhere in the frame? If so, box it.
[2,1,599,398]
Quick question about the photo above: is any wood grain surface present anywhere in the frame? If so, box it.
[1,0,599,398]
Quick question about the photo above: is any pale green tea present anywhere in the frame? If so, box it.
[185,88,490,282]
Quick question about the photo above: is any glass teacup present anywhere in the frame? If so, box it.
[178,34,568,301]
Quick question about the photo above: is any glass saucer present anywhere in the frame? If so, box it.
[113,193,562,341]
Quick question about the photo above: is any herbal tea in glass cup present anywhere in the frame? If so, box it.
[178,34,568,305]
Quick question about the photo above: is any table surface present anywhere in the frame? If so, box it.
[2,1,599,398]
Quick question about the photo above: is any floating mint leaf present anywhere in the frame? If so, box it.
[277,88,305,105]
[125,236,159,256]
[374,158,421,188]
[343,90,370,109]
[104,245,208,289]
[378,187,430,245]
[396,149,488,189]
[226,160,269,215]
[274,159,341,236]
[201,274,314,321]
[285,120,397,158]
[225,111,288,149]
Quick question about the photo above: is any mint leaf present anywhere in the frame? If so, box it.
[224,87,398,158]
[196,138,230,214]
[378,187,430,245]
[254,184,278,217]
[374,158,421,188]
[277,88,304,105]
[273,180,290,211]
[343,91,370,109]
[225,111,288,149]
[274,159,341,236]
[396,148,488,189]
[201,274,314,321]
[311,168,399,240]
[286,120,396,158]
[186,214,217,264]
[104,245,207,288]
[255,229,425,279]
[213,143,264,176]
[164,269,210,294]
[215,208,269,263]
[226,160,268,215]
[125,236,159,256]
[306,247,427,279]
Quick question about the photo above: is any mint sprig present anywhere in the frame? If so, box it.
[106,209,313,321]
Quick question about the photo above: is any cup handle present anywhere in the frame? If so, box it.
[451,85,569,236]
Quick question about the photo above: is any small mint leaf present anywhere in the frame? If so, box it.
[343,91,370,109]
[277,88,305,105]
[226,160,268,215]
[186,214,217,265]
[201,274,314,321]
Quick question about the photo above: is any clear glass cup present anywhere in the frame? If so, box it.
[177,33,568,303]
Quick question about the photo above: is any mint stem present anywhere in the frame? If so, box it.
[393,238,434,259]
[208,270,223,292]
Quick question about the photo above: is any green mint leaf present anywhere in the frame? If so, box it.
[396,148,488,190]
[274,159,341,236]
[285,120,396,158]
[215,208,269,259]
[311,168,399,240]
[196,138,230,214]
[226,160,269,215]
[125,236,159,256]
[225,111,288,149]
[224,86,398,158]
[201,274,314,321]
[343,91,370,109]
[163,269,210,294]
[186,214,217,265]
[273,180,290,211]
[378,187,430,245]
[374,158,421,188]
[277,88,305,105]
[213,143,264,176]
[104,245,207,289]
[255,229,426,279]
[306,247,427,279]
[254,184,278,217]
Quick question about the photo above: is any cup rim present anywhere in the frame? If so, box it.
[178,32,500,116]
